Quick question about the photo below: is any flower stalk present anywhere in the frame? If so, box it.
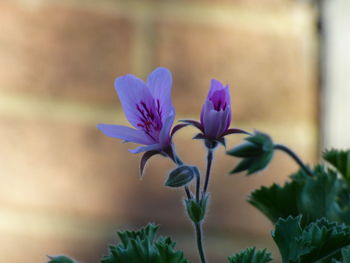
[194,222,207,263]
[274,144,314,177]
[203,148,214,198]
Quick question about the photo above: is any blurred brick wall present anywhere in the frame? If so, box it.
[0,0,317,262]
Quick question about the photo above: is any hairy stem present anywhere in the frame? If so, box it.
[185,186,192,200]
[203,149,213,197]
[196,172,201,202]
[194,222,207,263]
[274,144,314,176]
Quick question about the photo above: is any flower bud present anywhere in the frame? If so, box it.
[165,165,199,188]
[227,131,274,175]
[200,80,231,140]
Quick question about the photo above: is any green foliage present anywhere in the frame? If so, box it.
[272,216,310,262]
[227,131,274,175]
[46,256,76,263]
[272,216,350,263]
[249,180,302,223]
[100,224,190,263]
[323,149,350,184]
[185,194,209,223]
[249,165,350,226]
[298,165,342,223]
[228,247,272,263]
[341,247,350,263]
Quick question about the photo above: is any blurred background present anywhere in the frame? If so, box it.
[0,0,349,262]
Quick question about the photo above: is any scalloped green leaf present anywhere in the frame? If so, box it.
[249,180,303,224]
[299,219,350,262]
[228,247,272,263]
[249,165,349,226]
[272,216,311,263]
[100,224,190,263]
[323,149,350,183]
[341,246,350,263]
[273,216,350,263]
[299,165,342,223]
[47,256,76,263]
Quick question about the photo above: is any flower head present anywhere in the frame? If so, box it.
[97,67,175,154]
[200,79,231,139]
[178,79,248,148]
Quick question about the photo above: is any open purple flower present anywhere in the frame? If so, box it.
[97,67,175,154]
[179,79,248,147]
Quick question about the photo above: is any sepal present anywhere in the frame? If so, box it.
[222,128,251,136]
[140,150,161,177]
[179,120,203,132]
[171,123,190,138]
[185,194,209,223]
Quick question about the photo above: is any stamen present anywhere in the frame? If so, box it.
[135,100,163,137]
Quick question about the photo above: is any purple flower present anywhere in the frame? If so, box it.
[200,79,231,139]
[179,79,249,146]
[97,67,175,154]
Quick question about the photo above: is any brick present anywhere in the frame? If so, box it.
[155,17,317,124]
[0,2,134,104]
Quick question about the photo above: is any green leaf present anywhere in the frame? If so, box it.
[323,149,350,183]
[100,224,190,263]
[272,216,350,263]
[249,180,303,224]
[299,165,342,223]
[155,237,190,263]
[299,218,350,263]
[165,166,198,188]
[249,165,349,227]
[272,216,311,263]
[228,247,273,263]
[341,246,350,263]
[47,256,76,263]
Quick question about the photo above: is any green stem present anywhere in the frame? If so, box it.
[169,145,208,262]
[194,222,207,263]
[274,144,314,177]
[185,186,192,200]
[202,149,213,198]
[196,171,201,202]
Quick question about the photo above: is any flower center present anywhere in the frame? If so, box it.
[210,89,227,111]
[136,99,163,140]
